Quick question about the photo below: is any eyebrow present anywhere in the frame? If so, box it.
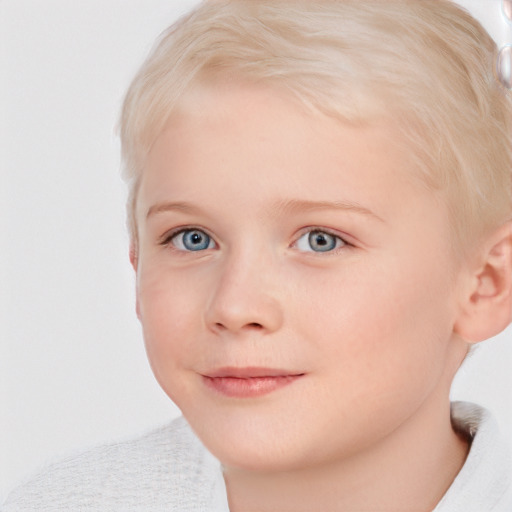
[146,199,384,223]
[271,199,384,222]
[146,201,205,219]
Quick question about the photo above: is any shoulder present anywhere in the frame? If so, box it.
[2,416,226,512]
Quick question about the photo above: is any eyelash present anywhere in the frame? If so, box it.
[159,226,216,252]
[159,226,351,254]
[294,228,349,254]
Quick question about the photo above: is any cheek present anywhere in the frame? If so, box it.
[294,256,456,396]
[136,264,205,388]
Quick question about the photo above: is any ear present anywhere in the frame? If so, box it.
[129,243,138,272]
[454,222,512,343]
[129,243,141,319]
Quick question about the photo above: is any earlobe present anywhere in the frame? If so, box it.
[129,244,138,272]
[454,222,512,343]
[129,244,141,319]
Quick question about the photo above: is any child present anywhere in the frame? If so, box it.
[3,0,512,510]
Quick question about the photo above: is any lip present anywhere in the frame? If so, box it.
[202,367,304,398]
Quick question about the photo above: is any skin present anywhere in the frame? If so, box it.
[131,81,509,511]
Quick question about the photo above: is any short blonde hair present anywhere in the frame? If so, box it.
[119,0,512,253]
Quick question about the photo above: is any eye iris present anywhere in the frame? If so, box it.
[183,230,210,251]
[308,231,336,252]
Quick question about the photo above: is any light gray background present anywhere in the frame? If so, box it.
[1,0,511,501]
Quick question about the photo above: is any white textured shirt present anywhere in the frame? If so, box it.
[2,402,511,511]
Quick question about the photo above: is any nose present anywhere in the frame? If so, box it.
[204,250,284,336]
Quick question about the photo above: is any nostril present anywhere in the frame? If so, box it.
[212,321,264,332]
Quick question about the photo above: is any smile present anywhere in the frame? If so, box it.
[202,367,304,398]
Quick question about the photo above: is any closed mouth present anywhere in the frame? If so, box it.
[201,368,304,398]
[203,367,304,379]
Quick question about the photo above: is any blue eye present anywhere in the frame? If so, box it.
[170,229,214,251]
[295,230,345,253]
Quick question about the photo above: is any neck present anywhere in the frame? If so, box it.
[223,369,469,512]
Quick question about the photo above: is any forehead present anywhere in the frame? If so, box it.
[138,81,430,221]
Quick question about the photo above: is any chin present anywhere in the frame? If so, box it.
[184,409,342,473]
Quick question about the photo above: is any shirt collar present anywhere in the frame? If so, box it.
[434,401,512,512]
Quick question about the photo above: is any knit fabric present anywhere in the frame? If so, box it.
[434,402,512,512]
[2,402,510,511]
[2,417,229,512]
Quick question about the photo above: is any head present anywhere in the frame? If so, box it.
[119,0,512,472]
[121,0,512,256]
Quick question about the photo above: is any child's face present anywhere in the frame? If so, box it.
[134,82,467,471]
